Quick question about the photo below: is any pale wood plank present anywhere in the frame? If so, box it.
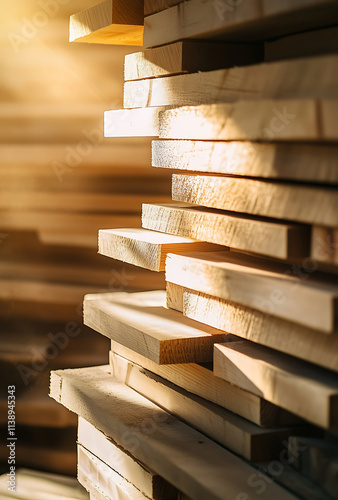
[165,252,338,333]
[311,226,338,266]
[98,227,222,271]
[50,365,298,500]
[123,55,338,108]
[158,100,338,141]
[142,203,311,260]
[124,41,263,80]
[70,0,144,45]
[214,340,338,429]
[78,418,177,500]
[104,107,167,137]
[144,0,182,16]
[152,140,338,184]
[111,352,308,460]
[83,290,227,364]
[166,281,184,311]
[179,287,338,372]
[143,0,338,48]
[172,174,338,227]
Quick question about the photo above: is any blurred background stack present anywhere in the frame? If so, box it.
[0,0,170,477]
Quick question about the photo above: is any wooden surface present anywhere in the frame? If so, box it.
[143,0,338,47]
[104,107,167,137]
[172,174,338,227]
[124,55,338,108]
[152,140,338,184]
[111,352,307,460]
[166,252,338,333]
[142,203,311,260]
[158,100,338,141]
[144,0,183,16]
[124,41,263,80]
[70,0,144,45]
[98,227,222,271]
[311,226,338,266]
[50,365,298,500]
[214,340,338,429]
[179,287,338,372]
[78,418,177,500]
[83,290,227,364]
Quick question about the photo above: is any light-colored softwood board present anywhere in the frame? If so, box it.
[143,0,338,47]
[83,290,227,364]
[214,340,338,430]
[104,107,167,137]
[144,0,183,16]
[0,469,88,500]
[158,100,338,141]
[98,227,223,271]
[172,174,338,227]
[78,445,149,500]
[165,251,338,333]
[175,286,338,372]
[265,26,338,62]
[50,365,298,500]
[110,345,299,427]
[78,418,177,500]
[141,203,311,260]
[0,193,171,214]
[70,0,144,45]
[287,436,338,498]
[152,140,338,185]
[124,40,263,81]
[111,352,309,461]
[311,226,338,266]
[123,54,338,108]
[166,281,184,311]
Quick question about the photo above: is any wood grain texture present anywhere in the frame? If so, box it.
[152,140,338,184]
[78,418,177,500]
[165,252,338,333]
[70,0,144,45]
[83,290,227,364]
[123,55,338,108]
[179,287,338,372]
[50,365,298,500]
[111,352,307,460]
[158,100,338,141]
[142,203,311,260]
[265,26,338,62]
[104,107,167,137]
[144,0,183,16]
[124,41,263,80]
[98,228,222,271]
[214,340,338,429]
[110,344,301,427]
[311,226,338,266]
[172,174,338,227]
[143,0,338,47]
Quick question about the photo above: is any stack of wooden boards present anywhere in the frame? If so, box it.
[0,0,169,476]
[51,0,338,499]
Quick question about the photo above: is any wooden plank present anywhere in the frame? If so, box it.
[144,0,182,16]
[166,281,184,311]
[179,287,338,372]
[165,252,338,333]
[104,107,167,137]
[143,0,338,47]
[98,228,222,271]
[172,174,338,227]
[124,41,263,81]
[70,0,144,45]
[152,140,338,185]
[123,54,338,108]
[50,365,298,500]
[78,418,177,500]
[111,352,308,460]
[83,290,227,364]
[142,203,311,260]
[311,226,338,266]
[78,446,149,500]
[214,340,338,430]
[265,26,338,62]
[288,436,338,498]
[158,100,338,141]
[110,344,299,427]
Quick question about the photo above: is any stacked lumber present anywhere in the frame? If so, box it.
[51,1,338,499]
